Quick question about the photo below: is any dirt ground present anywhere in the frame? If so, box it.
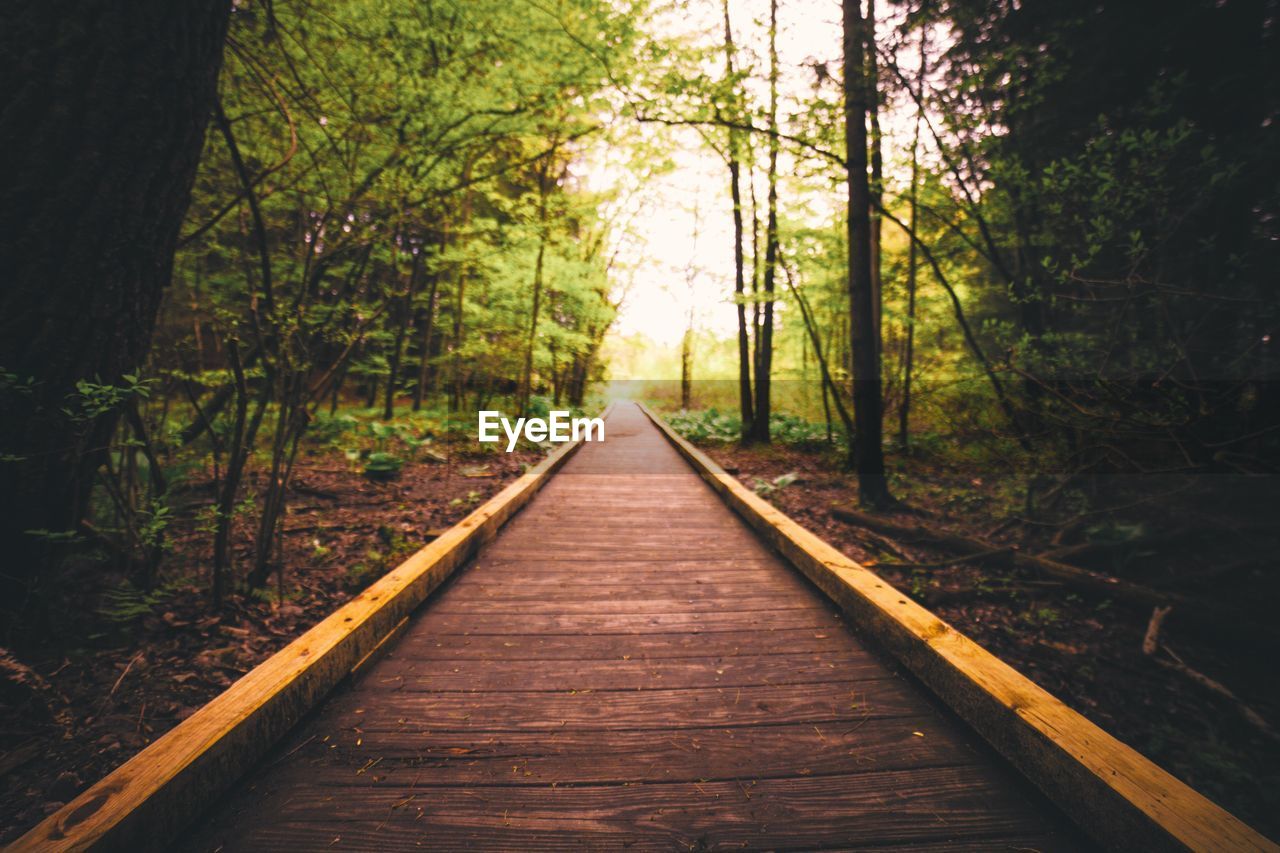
[0,444,540,844]
[701,440,1280,842]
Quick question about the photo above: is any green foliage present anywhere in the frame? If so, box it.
[308,413,361,445]
[0,368,35,397]
[665,408,742,443]
[666,408,836,451]
[96,578,183,625]
[362,451,405,481]
[1022,606,1061,628]
[21,528,80,544]
[62,374,152,422]
[752,471,799,497]
[136,500,172,552]
[769,414,832,450]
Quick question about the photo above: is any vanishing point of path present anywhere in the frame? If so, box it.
[183,404,1088,850]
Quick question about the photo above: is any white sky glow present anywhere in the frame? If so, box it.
[584,0,931,354]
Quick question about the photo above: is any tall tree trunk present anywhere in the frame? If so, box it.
[412,260,441,411]
[749,168,762,391]
[722,0,754,440]
[842,0,893,506]
[750,0,780,444]
[519,239,546,415]
[867,0,884,361]
[450,160,474,412]
[0,1,233,626]
[519,156,554,416]
[899,22,927,449]
[681,312,694,411]
[385,245,423,420]
[213,343,269,608]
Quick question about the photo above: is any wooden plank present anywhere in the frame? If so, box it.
[639,402,1278,852]
[253,715,977,785]
[186,824,1078,853]
[426,595,831,615]
[182,766,1066,851]
[356,651,883,691]
[446,577,815,597]
[410,608,845,635]
[321,679,922,731]
[9,409,606,853]
[464,557,786,574]
[394,628,863,661]
[482,536,766,558]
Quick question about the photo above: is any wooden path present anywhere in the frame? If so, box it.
[181,404,1085,850]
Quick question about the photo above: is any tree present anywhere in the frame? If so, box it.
[748,0,781,444]
[866,0,884,360]
[721,0,755,441]
[842,0,892,506]
[898,18,927,449]
[0,1,233,626]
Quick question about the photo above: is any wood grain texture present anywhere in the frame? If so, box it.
[194,767,1060,850]
[178,404,1085,852]
[639,402,1278,852]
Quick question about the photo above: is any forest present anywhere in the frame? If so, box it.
[0,0,1277,846]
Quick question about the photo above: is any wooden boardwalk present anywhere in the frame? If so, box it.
[182,404,1085,850]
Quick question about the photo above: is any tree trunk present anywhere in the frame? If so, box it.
[519,156,554,416]
[385,245,423,420]
[750,0,780,444]
[681,314,694,411]
[866,0,884,361]
[0,1,232,625]
[213,344,269,608]
[842,0,892,506]
[721,0,754,441]
[519,238,546,415]
[899,23,927,449]
[413,244,442,411]
[450,160,475,412]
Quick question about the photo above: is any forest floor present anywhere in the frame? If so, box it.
[0,439,541,844]
[695,436,1280,841]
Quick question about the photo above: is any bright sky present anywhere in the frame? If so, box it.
[584,0,926,352]
[587,0,844,347]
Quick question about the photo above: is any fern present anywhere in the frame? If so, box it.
[96,579,181,624]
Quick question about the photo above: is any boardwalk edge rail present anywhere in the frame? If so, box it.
[11,407,607,853]
[639,402,1276,853]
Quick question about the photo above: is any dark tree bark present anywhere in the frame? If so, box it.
[450,159,474,413]
[842,0,893,506]
[721,0,754,441]
[899,21,927,449]
[385,246,423,420]
[749,0,780,444]
[0,1,233,624]
[412,264,441,411]
[519,153,557,417]
[680,313,694,411]
[866,0,884,359]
